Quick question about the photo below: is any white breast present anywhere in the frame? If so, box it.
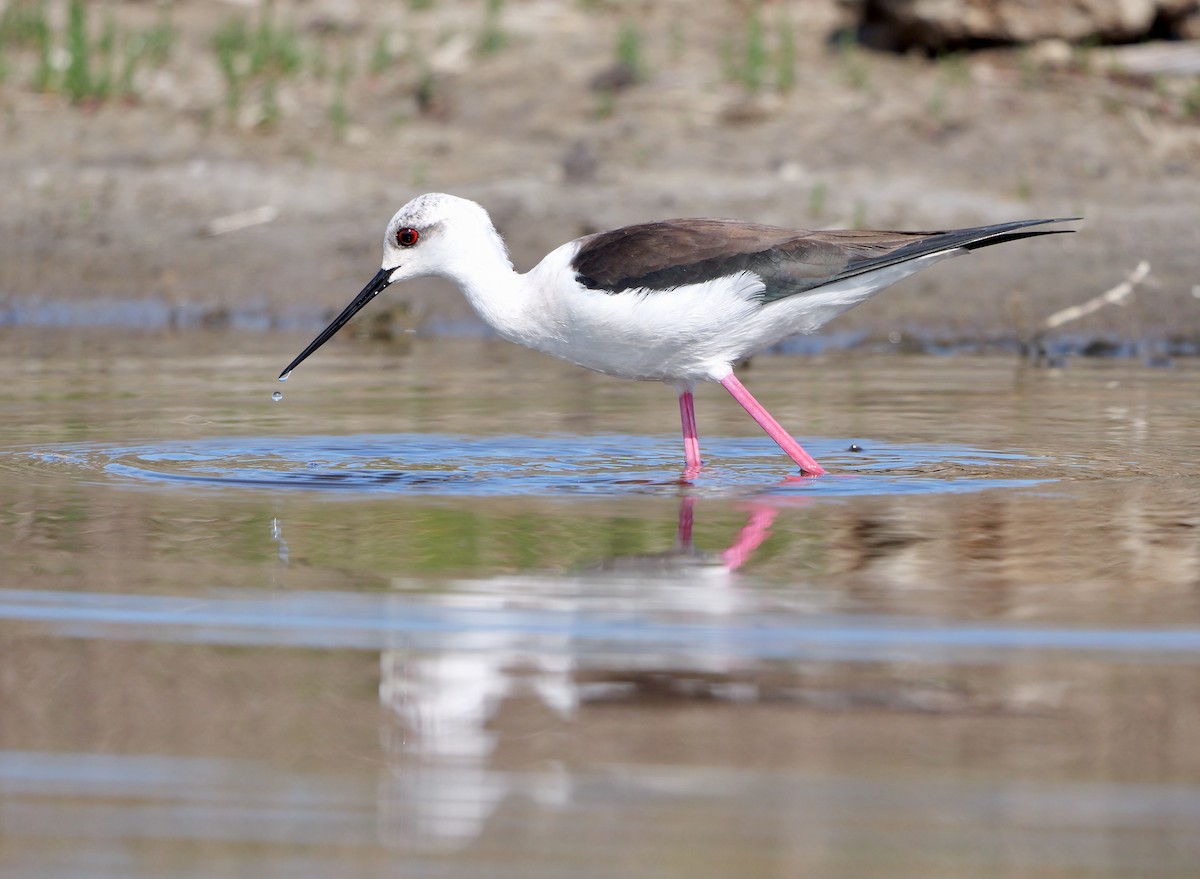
[502,243,960,384]
[508,244,767,381]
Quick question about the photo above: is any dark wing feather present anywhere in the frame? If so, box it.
[572,218,1076,302]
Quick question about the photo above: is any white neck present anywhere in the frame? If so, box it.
[436,223,537,343]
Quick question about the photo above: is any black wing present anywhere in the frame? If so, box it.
[572,217,1076,302]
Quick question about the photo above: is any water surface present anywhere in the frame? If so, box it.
[1,331,1198,877]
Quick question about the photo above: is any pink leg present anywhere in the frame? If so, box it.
[720,506,779,570]
[676,495,696,548]
[719,373,825,476]
[678,389,703,472]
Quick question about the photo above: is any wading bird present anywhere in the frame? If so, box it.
[280,193,1073,475]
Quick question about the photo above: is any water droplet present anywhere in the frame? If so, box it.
[278,372,290,382]
[271,391,283,402]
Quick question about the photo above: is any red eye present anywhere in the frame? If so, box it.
[396,227,419,247]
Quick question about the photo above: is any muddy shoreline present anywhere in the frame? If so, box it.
[2,1,1198,352]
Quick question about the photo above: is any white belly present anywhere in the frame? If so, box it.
[494,245,957,384]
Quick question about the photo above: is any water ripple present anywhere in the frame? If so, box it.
[17,434,1054,497]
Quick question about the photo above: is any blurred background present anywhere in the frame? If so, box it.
[2,0,1198,350]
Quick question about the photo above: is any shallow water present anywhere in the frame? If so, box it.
[1,331,1199,878]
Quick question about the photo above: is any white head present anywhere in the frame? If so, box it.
[279,193,509,379]
[380,193,510,284]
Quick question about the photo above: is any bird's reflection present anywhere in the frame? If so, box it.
[375,493,793,842]
[589,494,780,573]
[266,476,1200,847]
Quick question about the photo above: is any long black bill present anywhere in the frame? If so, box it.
[278,267,393,380]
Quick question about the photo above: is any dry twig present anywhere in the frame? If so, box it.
[1018,260,1152,359]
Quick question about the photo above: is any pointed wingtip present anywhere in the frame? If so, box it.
[959,217,1080,252]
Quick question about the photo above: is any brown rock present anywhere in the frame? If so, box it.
[844,0,1200,50]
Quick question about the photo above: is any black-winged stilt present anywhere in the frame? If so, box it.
[280,193,1074,476]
